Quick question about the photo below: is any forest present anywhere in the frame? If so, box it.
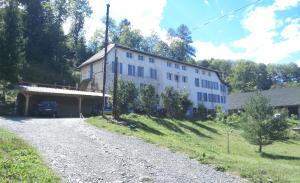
[0,0,300,94]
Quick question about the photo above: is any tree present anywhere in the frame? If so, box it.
[228,60,258,92]
[139,84,158,115]
[256,63,272,90]
[161,87,180,117]
[0,0,25,84]
[161,87,192,118]
[111,80,138,118]
[242,93,288,153]
[215,106,239,154]
[168,24,196,62]
[178,91,193,117]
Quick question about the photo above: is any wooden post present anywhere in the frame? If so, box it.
[298,106,300,120]
[78,97,82,117]
[24,94,31,116]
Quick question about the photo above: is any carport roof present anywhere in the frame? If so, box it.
[18,85,110,98]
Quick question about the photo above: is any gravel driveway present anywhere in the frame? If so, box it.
[0,117,241,183]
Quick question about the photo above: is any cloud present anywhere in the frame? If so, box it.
[84,0,167,41]
[192,41,243,60]
[204,0,209,5]
[193,0,300,64]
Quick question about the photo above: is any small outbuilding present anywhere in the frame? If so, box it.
[16,85,110,118]
[229,87,300,119]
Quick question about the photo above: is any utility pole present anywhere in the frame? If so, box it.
[112,49,118,119]
[102,3,110,116]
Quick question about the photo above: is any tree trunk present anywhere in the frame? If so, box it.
[259,143,262,153]
[227,133,230,154]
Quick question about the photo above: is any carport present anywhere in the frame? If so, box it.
[16,85,110,117]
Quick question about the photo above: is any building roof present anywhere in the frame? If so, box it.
[229,87,300,110]
[78,43,229,86]
[18,85,110,98]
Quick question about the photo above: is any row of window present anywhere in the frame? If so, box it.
[112,62,157,79]
[194,79,226,92]
[126,52,155,63]
[197,92,226,104]
[166,73,188,83]
[167,62,186,70]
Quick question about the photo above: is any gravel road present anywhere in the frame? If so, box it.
[0,117,241,183]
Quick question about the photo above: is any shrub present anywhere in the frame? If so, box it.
[139,84,159,115]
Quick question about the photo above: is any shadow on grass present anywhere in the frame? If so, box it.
[151,117,184,134]
[261,152,300,160]
[178,123,212,138]
[188,120,220,134]
[122,117,164,136]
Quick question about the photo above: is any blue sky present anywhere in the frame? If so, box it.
[83,0,300,65]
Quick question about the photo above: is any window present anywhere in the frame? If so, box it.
[182,76,187,83]
[149,57,155,63]
[208,71,211,76]
[112,62,123,74]
[167,62,172,67]
[182,65,186,70]
[195,69,199,73]
[167,73,172,80]
[175,75,179,82]
[137,66,144,77]
[150,68,157,79]
[126,52,133,58]
[197,92,202,101]
[208,94,213,102]
[140,83,146,88]
[175,64,179,69]
[202,70,206,75]
[203,93,208,101]
[195,78,200,87]
[89,64,93,79]
[138,55,144,61]
[128,65,135,76]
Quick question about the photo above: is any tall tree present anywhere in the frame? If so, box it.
[256,63,272,90]
[228,60,258,92]
[0,0,25,84]
[168,24,196,62]
[68,0,92,65]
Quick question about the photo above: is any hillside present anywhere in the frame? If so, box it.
[88,114,300,183]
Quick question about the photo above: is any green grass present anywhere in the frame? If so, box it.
[87,114,300,183]
[0,128,60,183]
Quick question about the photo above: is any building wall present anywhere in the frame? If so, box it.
[81,47,228,111]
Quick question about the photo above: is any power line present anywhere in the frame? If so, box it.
[192,0,262,30]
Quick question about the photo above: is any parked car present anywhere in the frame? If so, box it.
[36,101,58,117]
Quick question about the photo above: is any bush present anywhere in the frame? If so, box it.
[161,87,192,118]
[139,84,159,115]
[196,103,207,120]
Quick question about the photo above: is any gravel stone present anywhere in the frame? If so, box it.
[0,117,242,183]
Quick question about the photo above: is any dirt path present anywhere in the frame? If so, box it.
[0,117,240,183]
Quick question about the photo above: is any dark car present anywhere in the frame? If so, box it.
[36,101,58,117]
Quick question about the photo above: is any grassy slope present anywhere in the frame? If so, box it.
[88,114,300,183]
[0,128,60,183]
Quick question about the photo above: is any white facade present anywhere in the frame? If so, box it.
[79,45,228,111]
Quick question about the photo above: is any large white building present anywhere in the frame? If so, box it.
[78,44,229,112]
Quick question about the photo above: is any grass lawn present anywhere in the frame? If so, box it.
[0,128,60,183]
[88,114,300,183]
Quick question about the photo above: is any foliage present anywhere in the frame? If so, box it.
[0,0,25,84]
[110,80,138,117]
[196,103,207,120]
[139,84,159,115]
[0,128,60,182]
[88,114,300,183]
[242,93,289,152]
[161,87,192,118]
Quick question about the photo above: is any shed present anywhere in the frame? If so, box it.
[16,85,110,117]
[229,87,300,118]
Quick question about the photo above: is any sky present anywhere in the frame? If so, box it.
[80,0,300,65]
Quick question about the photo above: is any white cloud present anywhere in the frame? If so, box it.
[192,41,243,60]
[84,0,167,41]
[193,0,300,64]
[204,0,209,5]
[296,59,300,66]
